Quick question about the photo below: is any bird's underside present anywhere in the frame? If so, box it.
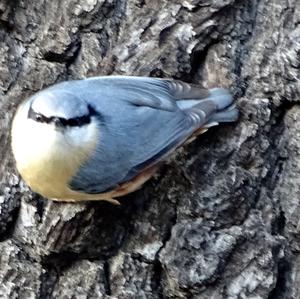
[52,127,209,204]
[52,164,159,204]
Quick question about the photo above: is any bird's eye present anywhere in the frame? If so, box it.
[28,106,50,123]
[35,114,44,122]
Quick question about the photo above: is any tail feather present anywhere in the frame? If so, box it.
[207,88,233,110]
[177,87,238,125]
[209,104,239,123]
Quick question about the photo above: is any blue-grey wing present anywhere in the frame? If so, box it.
[63,77,223,194]
[81,76,211,110]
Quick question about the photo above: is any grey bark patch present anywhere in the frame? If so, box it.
[1,0,299,298]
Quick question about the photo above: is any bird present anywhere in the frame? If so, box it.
[11,76,238,204]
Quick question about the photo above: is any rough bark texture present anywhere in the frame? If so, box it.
[0,0,299,298]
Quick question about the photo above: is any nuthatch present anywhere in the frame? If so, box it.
[11,76,238,203]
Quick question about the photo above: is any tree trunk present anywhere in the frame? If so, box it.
[0,0,299,298]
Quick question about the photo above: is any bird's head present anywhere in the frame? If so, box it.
[11,88,100,183]
[28,89,97,133]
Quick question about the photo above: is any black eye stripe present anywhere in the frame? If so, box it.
[61,114,91,127]
[28,105,97,127]
[28,107,51,123]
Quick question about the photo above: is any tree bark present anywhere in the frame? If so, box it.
[0,0,299,298]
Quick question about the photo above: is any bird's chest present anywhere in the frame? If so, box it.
[12,123,97,199]
[18,139,83,198]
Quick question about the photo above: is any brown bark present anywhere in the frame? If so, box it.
[0,0,299,298]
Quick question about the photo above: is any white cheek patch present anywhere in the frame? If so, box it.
[29,121,58,148]
[16,119,99,165]
[64,122,99,149]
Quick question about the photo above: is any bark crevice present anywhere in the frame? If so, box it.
[1,0,300,298]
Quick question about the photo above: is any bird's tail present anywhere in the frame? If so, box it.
[177,88,238,127]
[209,103,238,123]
